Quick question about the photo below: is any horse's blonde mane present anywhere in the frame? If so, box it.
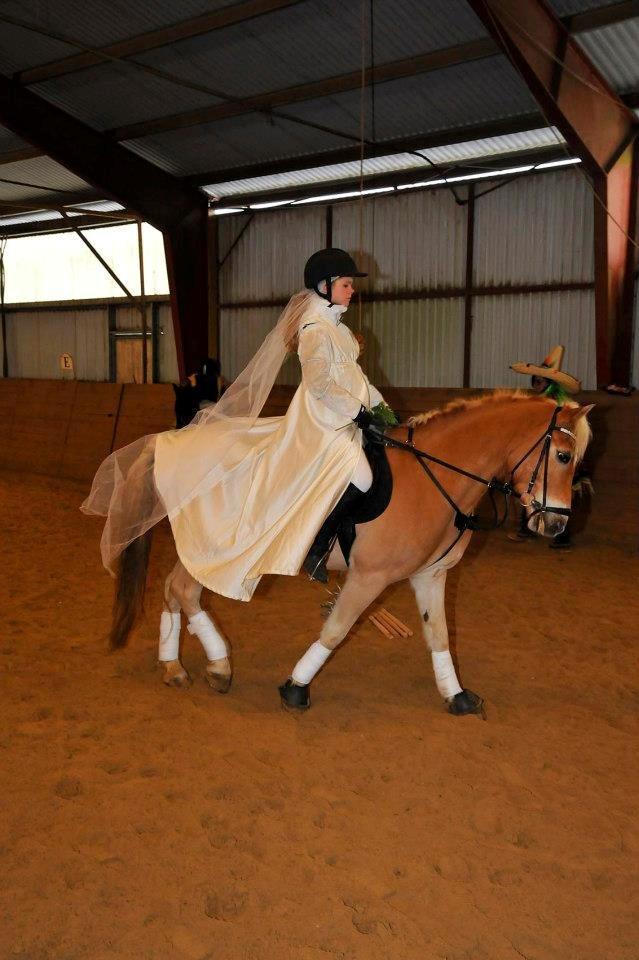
[408,390,591,461]
[407,390,529,427]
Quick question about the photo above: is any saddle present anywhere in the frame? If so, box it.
[337,439,393,564]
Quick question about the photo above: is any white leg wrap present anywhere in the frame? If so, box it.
[432,649,463,700]
[158,611,181,662]
[187,611,227,662]
[292,640,332,685]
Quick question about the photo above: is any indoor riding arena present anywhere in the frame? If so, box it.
[1,3,638,959]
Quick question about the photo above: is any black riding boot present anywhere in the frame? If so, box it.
[302,483,363,583]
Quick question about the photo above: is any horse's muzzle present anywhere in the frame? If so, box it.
[527,505,569,537]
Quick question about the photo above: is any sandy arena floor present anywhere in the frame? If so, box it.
[1,471,637,960]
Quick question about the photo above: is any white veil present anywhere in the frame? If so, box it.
[81,290,315,572]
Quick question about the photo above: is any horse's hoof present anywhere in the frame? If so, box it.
[161,663,192,689]
[205,667,232,694]
[279,679,311,711]
[448,689,485,717]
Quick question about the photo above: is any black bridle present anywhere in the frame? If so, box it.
[372,405,575,566]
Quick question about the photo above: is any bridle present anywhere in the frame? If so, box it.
[507,405,575,523]
[372,405,576,566]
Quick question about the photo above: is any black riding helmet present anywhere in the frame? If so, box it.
[304,248,367,303]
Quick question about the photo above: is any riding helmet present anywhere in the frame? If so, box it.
[304,248,367,300]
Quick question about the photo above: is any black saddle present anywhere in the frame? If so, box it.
[337,439,393,564]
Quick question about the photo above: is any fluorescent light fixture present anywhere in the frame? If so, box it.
[292,186,394,205]
[249,199,294,209]
[445,164,534,183]
[397,178,447,191]
[535,157,581,169]
[212,207,246,215]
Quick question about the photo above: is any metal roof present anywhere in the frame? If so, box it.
[0,0,635,231]
[576,18,639,91]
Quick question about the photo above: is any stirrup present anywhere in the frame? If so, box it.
[302,551,329,583]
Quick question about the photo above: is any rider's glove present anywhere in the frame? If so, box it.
[353,405,374,431]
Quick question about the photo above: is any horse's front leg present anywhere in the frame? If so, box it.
[279,569,388,711]
[167,561,232,693]
[409,567,483,716]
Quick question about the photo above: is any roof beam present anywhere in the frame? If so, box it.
[14,0,305,86]
[109,39,498,141]
[467,0,639,387]
[0,73,205,227]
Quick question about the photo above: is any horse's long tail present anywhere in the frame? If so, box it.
[109,530,153,649]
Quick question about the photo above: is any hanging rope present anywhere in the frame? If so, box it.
[357,0,368,333]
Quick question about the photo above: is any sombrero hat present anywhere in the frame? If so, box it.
[511,345,581,394]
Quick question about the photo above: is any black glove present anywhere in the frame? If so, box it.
[352,405,374,431]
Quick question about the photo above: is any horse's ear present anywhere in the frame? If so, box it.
[575,403,595,420]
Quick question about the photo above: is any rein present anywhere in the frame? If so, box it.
[371,406,574,566]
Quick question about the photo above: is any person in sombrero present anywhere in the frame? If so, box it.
[509,345,590,549]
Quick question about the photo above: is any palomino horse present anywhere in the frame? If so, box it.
[109,392,592,714]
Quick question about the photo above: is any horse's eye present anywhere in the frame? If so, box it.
[556,450,571,464]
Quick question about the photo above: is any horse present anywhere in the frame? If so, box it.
[108,392,592,715]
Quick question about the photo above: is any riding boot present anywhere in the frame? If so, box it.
[302,483,363,583]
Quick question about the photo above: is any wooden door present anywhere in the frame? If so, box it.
[115,338,153,383]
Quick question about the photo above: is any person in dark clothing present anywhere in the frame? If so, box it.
[174,357,225,428]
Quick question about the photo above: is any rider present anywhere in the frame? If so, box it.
[82,246,394,604]
[298,247,389,582]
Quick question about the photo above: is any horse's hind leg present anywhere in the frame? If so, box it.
[410,567,483,716]
[168,561,232,694]
[158,562,191,689]
[280,569,388,710]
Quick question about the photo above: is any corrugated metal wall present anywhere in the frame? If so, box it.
[331,188,467,290]
[3,302,179,382]
[3,168,605,390]
[219,208,325,302]
[470,290,595,389]
[331,189,467,387]
[472,170,596,388]
[219,169,596,389]
[5,308,109,380]
[473,170,594,285]
[356,299,465,388]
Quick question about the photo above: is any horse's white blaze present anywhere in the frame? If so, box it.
[187,610,227,662]
[158,610,181,661]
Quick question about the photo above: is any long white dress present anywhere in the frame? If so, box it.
[154,294,383,601]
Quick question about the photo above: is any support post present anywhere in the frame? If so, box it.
[208,214,220,360]
[463,184,475,388]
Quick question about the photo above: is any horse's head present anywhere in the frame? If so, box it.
[511,401,593,537]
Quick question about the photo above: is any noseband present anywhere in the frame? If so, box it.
[373,405,575,565]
